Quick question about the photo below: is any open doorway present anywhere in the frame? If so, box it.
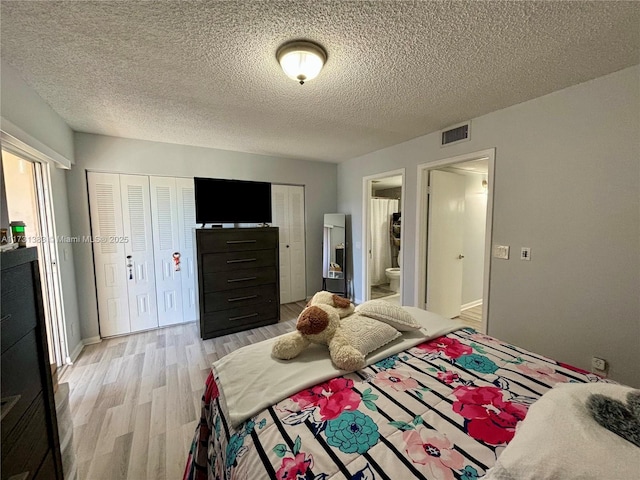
[362,169,404,305]
[416,149,495,333]
[2,148,69,367]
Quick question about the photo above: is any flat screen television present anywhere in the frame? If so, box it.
[194,177,272,224]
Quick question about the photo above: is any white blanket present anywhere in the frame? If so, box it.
[213,307,464,427]
[481,382,640,480]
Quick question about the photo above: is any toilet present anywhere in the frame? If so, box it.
[385,251,401,292]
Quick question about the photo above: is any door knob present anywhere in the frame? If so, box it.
[458,254,465,259]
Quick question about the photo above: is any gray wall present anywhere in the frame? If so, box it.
[0,61,83,358]
[338,65,640,387]
[69,133,338,340]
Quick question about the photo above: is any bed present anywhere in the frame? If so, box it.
[183,306,637,480]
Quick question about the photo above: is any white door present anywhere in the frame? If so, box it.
[426,170,465,318]
[120,175,158,332]
[150,176,184,326]
[87,172,130,337]
[176,177,197,322]
[272,184,306,303]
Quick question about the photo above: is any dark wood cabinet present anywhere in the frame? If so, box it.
[196,228,280,339]
[1,247,63,480]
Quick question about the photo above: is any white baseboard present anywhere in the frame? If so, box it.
[461,299,483,310]
[67,336,102,365]
[67,341,85,364]
[83,336,102,346]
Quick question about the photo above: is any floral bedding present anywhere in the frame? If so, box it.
[184,327,609,480]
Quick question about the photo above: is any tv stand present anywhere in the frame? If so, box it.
[196,227,280,339]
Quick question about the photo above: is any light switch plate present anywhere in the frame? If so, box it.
[493,245,510,259]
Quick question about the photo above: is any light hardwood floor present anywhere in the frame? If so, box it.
[60,302,305,480]
[457,304,483,330]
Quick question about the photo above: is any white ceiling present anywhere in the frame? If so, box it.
[1,1,638,163]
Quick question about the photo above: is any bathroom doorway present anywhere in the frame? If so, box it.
[362,170,404,305]
[416,149,495,333]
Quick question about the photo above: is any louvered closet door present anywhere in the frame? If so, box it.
[272,185,292,303]
[176,177,197,322]
[287,186,306,302]
[120,175,158,332]
[150,176,184,326]
[272,184,306,303]
[87,172,130,337]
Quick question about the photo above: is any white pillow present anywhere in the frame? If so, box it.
[355,300,420,331]
[340,314,401,355]
[481,382,640,480]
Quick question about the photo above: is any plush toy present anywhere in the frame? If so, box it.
[271,291,366,371]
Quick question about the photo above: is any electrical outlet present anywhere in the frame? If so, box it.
[591,357,607,371]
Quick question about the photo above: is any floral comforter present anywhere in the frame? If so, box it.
[184,327,608,480]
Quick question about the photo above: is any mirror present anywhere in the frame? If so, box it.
[323,213,345,279]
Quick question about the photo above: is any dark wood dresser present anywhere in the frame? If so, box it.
[196,227,280,339]
[1,247,63,480]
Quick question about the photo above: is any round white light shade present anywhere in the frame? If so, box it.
[277,41,327,84]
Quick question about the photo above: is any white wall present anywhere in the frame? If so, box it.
[69,133,338,340]
[462,173,487,305]
[0,61,83,358]
[338,65,640,387]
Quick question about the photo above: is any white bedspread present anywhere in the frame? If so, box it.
[213,306,464,427]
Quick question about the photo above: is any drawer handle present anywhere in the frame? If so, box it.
[228,295,258,302]
[0,314,12,323]
[226,258,257,264]
[226,239,257,244]
[228,313,259,322]
[227,276,257,283]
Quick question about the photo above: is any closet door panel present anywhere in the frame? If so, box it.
[87,172,130,337]
[287,186,306,302]
[120,175,158,332]
[150,176,184,327]
[271,185,291,304]
[176,177,197,322]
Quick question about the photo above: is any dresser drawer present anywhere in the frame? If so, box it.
[201,249,276,273]
[203,266,277,292]
[197,229,277,253]
[1,392,50,480]
[1,330,44,445]
[201,301,279,338]
[204,284,277,313]
[1,264,38,355]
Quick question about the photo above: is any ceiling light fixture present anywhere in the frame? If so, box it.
[276,40,327,85]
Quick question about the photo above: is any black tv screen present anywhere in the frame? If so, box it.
[194,177,272,224]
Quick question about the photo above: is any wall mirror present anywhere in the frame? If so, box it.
[322,213,347,296]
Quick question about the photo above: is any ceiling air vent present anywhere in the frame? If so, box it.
[441,122,470,146]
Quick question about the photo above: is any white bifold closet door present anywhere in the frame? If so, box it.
[149,176,184,327]
[175,177,197,323]
[88,172,158,337]
[272,184,306,304]
[88,172,196,337]
[120,175,159,332]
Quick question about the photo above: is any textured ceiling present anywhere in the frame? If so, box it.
[1,1,639,163]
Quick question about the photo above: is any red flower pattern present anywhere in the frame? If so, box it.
[437,371,460,384]
[290,377,360,421]
[276,452,313,480]
[417,337,472,359]
[452,386,527,445]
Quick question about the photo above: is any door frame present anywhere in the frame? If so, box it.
[1,139,70,366]
[415,148,495,333]
[362,168,405,304]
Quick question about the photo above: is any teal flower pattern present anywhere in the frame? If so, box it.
[325,411,379,454]
[456,353,499,374]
